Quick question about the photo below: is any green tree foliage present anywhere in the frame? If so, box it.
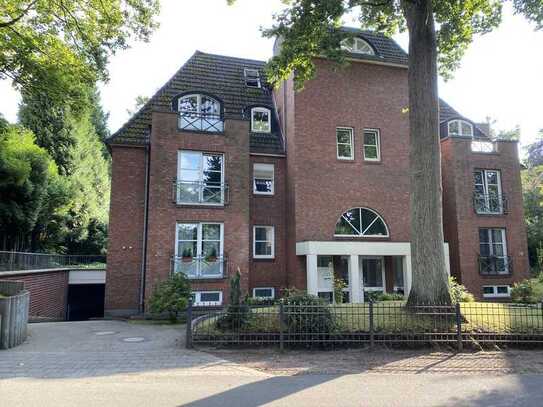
[0,0,160,107]
[0,123,71,250]
[149,273,191,322]
[511,277,543,304]
[448,276,475,304]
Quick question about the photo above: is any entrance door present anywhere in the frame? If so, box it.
[359,256,385,301]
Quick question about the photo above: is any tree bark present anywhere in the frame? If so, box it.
[402,0,451,305]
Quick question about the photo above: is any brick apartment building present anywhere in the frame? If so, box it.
[104,29,529,315]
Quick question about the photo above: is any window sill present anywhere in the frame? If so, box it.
[363,160,382,165]
[175,202,226,209]
[253,257,275,262]
[186,276,227,282]
[474,212,506,216]
[253,192,275,197]
[177,128,225,136]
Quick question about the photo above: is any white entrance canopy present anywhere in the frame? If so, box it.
[296,241,450,303]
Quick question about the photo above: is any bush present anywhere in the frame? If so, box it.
[217,269,251,331]
[511,278,543,304]
[333,278,347,304]
[366,292,405,302]
[278,288,336,334]
[149,273,191,322]
[449,276,475,304]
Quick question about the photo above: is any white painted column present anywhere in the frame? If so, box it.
[306,254,318,296]
[403,255,413,298]
[349,255,362,303]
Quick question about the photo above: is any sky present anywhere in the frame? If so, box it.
[1,0,542,152]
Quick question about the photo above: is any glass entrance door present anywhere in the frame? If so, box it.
[359,256,385,301]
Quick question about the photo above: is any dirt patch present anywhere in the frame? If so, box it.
[203,346,543,376]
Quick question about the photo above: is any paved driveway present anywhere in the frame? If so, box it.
[2,321,543,406]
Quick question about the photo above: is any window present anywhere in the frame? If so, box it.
[177,151,224,205]
[192,291,223,306]
[448,119,473,137]
[363,129,380,161]
[336,127,354,160]
[175,223,224,278]
[244,68,261,88]
[482,285,511,298]
[341,37,375,55]
[253,287,275,299]
[362,257,385,292]
[178,93,223,132]
[474,169,503,214]
[251,107,271,133]
[335,208,389,237]
[393,257,404,294]
[253,163,274,195]
[479,228,509,275]
[253,226,275,259]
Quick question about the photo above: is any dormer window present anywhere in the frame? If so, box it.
[341,37,375,55]
[177,93,223,132]
[448,119,473,137]
[244,68,261,88]
[251,107,271,133]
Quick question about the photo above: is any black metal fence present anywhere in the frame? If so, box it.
[186,301,543,350]
[0,251,106,272]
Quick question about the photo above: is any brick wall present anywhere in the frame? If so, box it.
[105,146,146,315]
[441,138,530,299]
[1,270,68,320]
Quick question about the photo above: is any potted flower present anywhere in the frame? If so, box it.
[181,248,193,263]
[205,247,218,263]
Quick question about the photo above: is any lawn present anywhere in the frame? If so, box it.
[193,302,543,336]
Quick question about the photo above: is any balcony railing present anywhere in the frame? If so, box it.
[179,112,224,133]
[173,180,228,206]
[478,255,512,276]
[473,192,508,215]
[471,140,496,153]
[171,256,226,279]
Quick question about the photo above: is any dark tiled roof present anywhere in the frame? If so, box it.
[107,51,284,154]
[439,99,487,138]
[339,27,408,66]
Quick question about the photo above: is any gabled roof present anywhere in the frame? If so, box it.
[339,27,408,66]
[106,51,284,154]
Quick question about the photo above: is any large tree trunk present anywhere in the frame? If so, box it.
[402,0,451,305]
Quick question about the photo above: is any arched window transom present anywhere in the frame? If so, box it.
[335,208,389,237]
[177,93,223,132]
[341,37,375,55]
[448,119,473,138]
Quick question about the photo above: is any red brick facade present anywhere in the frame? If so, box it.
[105,54,529,313]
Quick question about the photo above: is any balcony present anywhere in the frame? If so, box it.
[179,112,224,133]
[171,256,226,279]
[478,255,512,276]
[173,180,229,206]
[471,140,496,153]
[473,192,507,215]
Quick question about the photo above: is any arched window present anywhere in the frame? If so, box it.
[177,93,223,132]
[251,107,271,133]
[341,37,375,55]
[335,208,389,237]
[448,119,473,138]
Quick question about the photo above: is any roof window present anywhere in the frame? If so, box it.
[244,68,261,88]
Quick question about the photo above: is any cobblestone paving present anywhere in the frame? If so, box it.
[0,320,259,379]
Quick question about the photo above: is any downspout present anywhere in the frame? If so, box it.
[139,141,151,314]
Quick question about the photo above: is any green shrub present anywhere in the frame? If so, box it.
[333,278,347,304]
[279,288,336,333]
[217,269,251,331]
[449,276,475,304]
[367,292,404,302]
[511,278,543,304]
[149,273,191,322]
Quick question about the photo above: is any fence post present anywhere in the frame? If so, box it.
[185,298,193,349]
[369,300,374,349]
[279,303,285,352]
[455,302,463,352]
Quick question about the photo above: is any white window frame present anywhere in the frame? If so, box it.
[336,127,354,160]
[251,107,271,133]
[341,37,375,55]
[192,291,223,306]
[253,225,275,259]
[253,163,274,195]
[482,285,511,299]
[479,228,509,275]
[448,119,474,137]
[177,150,225,206]
[360,256,386,292]
[175,222,224,279]
[252,287,275,299]
[244,68,261,88]
[363,129,381,162]
[474,169,503,214]
[177,93,223,132]
[334,207,390,238]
